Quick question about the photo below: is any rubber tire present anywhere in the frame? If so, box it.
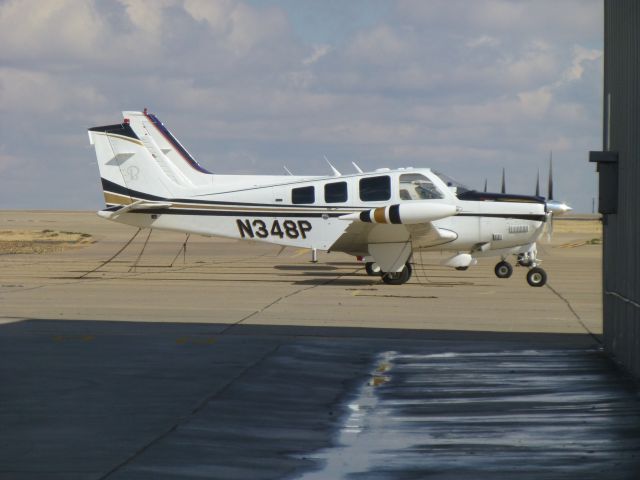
[365,262,381,276]
[381,263,412,285]
[495,261,513,279]
[455,266,469,271]
[526,267,547,287]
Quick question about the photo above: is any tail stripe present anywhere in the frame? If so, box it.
[145,113,212,174]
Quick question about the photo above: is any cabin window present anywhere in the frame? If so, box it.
[324,182,348,203]
[359,176,391,201]
[399,173,444,200]
[292,186,315,204]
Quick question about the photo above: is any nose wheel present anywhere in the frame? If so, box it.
[494,261,513,278]
[526,267,547,287]
[494,259,547,287]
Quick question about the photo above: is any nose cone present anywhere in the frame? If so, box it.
[547,200,572,215]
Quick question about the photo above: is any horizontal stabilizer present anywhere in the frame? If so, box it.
[98,200,172,219]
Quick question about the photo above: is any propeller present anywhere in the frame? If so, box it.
[543,152,572,241]
[545,153,572,215]
[548,152,554,200]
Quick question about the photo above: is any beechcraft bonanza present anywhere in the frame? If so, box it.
[88,110,571,287]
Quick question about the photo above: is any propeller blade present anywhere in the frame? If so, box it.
[548,151,554,200]
[501,168,506,194]
[535,169,540,197]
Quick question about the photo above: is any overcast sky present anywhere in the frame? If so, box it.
[0,0,603,212]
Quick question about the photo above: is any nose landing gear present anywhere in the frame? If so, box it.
[494,261,513,278]
[494,255,547,287]
[526,266,547,287]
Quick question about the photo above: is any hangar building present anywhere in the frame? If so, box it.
[591,0,640,377]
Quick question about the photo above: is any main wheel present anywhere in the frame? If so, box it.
[494,261,513,279]
[365,262,381,276]
[526,267,547,287]
[381,263,412,285]
[455,266,469,271]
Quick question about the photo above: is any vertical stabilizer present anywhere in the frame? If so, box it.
[124,110,213,186]
[88,122,179,207]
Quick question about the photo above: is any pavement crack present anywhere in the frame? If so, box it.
[97,343,283,480]
[546,282,602,345]
[221,267,361,332]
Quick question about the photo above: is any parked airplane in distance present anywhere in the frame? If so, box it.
[88,110,571,287]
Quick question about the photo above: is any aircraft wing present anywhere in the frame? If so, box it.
[331,202,458,272]
[407,222,458,248]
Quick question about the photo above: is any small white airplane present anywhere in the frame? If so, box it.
[88,110,571,287]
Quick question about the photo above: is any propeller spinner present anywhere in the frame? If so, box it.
[545,154,572,215]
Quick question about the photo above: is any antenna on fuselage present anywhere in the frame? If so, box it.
[324,156,341,176]
[483,178,488,192]
[501,168,506,194]
[535,169,540,197]
[352,162,364,174]
[283,165,293,175]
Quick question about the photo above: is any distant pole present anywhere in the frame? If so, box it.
[592,197,595,214]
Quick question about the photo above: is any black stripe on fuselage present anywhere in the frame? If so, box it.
[89,123,140,140]
[100,179,546,221]
[130,208,343,218]
[457,191,546,204]
[457,213,547,222]
[102,178,353,210]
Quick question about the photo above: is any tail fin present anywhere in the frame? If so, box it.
[124,109,213,185]
[88,120,179,208]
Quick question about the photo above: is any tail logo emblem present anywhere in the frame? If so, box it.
[126,166,140,181]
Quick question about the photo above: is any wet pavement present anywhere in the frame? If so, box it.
[2,321,640,479]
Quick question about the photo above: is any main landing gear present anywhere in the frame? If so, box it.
[494,259,547,287]
[366,261,413,285]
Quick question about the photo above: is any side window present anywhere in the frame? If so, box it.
[399,173,444,200]
[324,182,348,203]
[359,176,391,201]
[292,186,315,204]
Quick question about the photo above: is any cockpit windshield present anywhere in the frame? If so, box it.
[432,171,473,195]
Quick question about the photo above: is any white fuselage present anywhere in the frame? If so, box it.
[100,167,546,256]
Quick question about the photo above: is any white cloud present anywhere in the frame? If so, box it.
[303,44,332,66]
[0,0,603,211]
[466,35,500,49]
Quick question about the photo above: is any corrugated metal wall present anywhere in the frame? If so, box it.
[602,0,640,377]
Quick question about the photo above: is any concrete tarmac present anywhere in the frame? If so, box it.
[2,211,639,479]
